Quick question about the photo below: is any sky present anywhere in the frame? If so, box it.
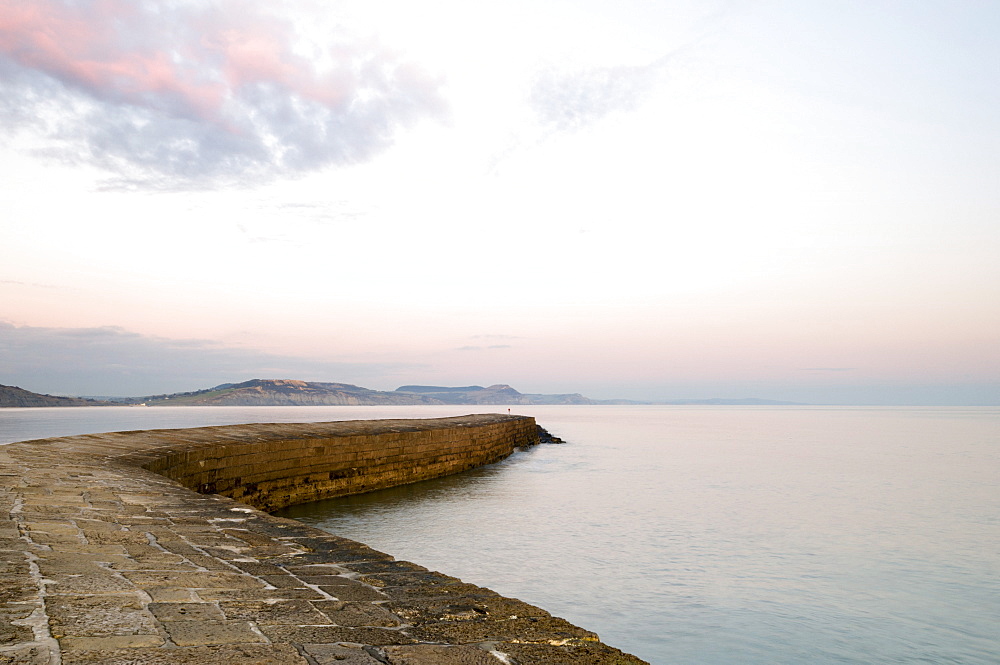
[1,0,998,405]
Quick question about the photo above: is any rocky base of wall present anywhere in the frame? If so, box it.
[0,416,648,665]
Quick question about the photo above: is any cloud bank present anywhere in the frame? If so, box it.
[0,0,446,185]
[0,322,417,396]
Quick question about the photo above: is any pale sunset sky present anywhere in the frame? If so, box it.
[1,0,998,404]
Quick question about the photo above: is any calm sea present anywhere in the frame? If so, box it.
[3,405,998,664]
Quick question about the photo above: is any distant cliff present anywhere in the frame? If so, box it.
[394,384,596,405]
[0,384,113,408]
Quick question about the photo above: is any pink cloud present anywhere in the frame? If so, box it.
[0,0,446,181]
[0,1,225,120]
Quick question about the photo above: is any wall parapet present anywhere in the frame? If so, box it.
[0,414,648,664]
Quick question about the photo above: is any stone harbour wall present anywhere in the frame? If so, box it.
[0,414,648,665]
[130,416,542,512]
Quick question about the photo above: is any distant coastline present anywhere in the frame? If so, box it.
[0,378,802,408]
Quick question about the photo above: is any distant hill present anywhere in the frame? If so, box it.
[137,379,444,406]
[0,384,113,408]
[133,380,611,406]
[130,379,616,406]
[391,386,799,406]
[394,384,597,405]
[2,379,804,407]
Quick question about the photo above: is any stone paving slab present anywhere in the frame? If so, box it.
[0,417,649,664]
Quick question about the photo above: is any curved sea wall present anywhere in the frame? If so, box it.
[130,415,541,512]
[0,414,647,664]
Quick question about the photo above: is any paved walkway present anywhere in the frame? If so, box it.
[0,423,647,665]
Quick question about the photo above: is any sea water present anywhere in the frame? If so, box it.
[3,405,998,663]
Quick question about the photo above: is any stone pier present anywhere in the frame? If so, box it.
[0,415,647,665]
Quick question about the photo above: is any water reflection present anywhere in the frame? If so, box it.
[278,453,527,527]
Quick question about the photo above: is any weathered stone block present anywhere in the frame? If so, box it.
[148,602,225,622]
[59,634,166,650]
[259,624,414,646]
[302,643,383,665]
[405,615,599,645]
[218,599,329,625]
[60,644,308,665]
[121,571,266,590]
[161,620,265,646]
[382,644,499,665]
